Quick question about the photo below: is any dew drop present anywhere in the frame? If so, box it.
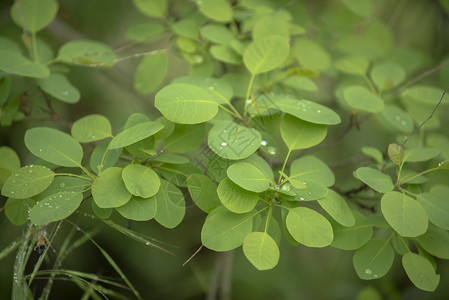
[61,90,69,96]
[282,184,291,192]
[260,140,267,146]
[28,170,33,174]
[221,142,228,147]
[59,183,66,188]
[39,149,42,152]
[145,242,151,246]
[267,146,277,155]
[299,197,305,201]
[10,191,14,194]
[14,173,19,177]
[365,268,373,275]
[317,109,321,113]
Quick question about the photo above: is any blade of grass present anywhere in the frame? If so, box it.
[0,236,23,262]
[12,222,34,299]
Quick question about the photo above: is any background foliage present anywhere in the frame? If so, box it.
[1,0,449,299]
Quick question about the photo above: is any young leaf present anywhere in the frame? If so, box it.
[243,232,280,271]
[344,86,384,113]
[154,180,185,228]
[252,16,289,42]
[415,224,449,259]
[277,98,341,125]
[29,191,83,225]
[318,190,355,227]
[90,140,122,174]
[0,50,49,78]
[331,211,373,250]
[290,155,335,187]
[243,36,289,74]
[354,167,394,193]
[57,40,118,66]
[196,0,232,22]
[108,121,163,149]
[293,39,331,71]
[122,164,161,198]
[187,174,221,213]
[227,162,271,193]
[134,53,168,94]
[217,178,259,213]
[155,83,219,124]
[115,195,157,221]
[36,74,80,103]
[286,207,333,247]
[71,114,112,143]
[402,252,440,292]
[25,127,83,167]
[201,209,254,251]
[388,143,404,165]
[404,147,440,163]
[1,165,54,199]
[353,238,394,280]
[416,191,449,230]
[10,0,58,33]
[92,167,132,208]
[280,114,327,150]
[370,62,406,91]
[381,191,428,237]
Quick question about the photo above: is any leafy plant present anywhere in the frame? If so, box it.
[1,0,449,298]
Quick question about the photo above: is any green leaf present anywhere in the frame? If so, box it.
[243,232,280,270]
[404,147,440,163]
[282,76,318,92]
[293,39,331,71]
[334,55,369,75]
[217,178,259,213]
[71,114,112,143]
[354,167,394,193]
[133,0,167,18]
[361,146,383,164]
[154,180,185,228]
[134,53,168,94]
[36,73,80,103]
[158,162,202,187]
[331,211,373,250]
[401,85,446,106]
[286,207,333,247]
[370,62,406,91]
[32,176,89,201]
[293,181,328,201]
[342,0,373,17]
[416,191,449,230]
[353,238,394,280]
[391,233,409,255]
[388,143,404,165]
[378,104,413,133]
[253,16,289,42]
[208,121,261,160]
[201,208,254,251]
[57,40,118,66]
[344,86,384,113]
[155,83,219,124]
[1,165,54,199]
[0,50,49,78]
[290,155,335,187]
[381,191,428,237]
[92,167,132,208]
[25,127,83,167]
[402,252,440,291]
[172,19,199,39]
[277,98,341,125]
[201,24,234,44]
[318,190,355,227]
[280,114,327,150]
[415,224,449,259]
[29,192,83,225]
[0,76,12,106]
[210,44,242,65]
[5,198,34,226]
[121,164,160,198]
[243,36,290,74]
[115,195,157,221]
[11,0,58,33]
[126,22,165,42]
[242,154,274,182]
[172,76,233,105]
[153,154,189,164]
[90,140,122,174]
[196,0,232,22]
[227,162,272,192]
[0,146,21,184]
[92,201,112,219]
[163,124,206,153]
[187,174,221,213]
[108,121,163,149]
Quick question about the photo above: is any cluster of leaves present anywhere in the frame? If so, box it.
[1,0,449,296]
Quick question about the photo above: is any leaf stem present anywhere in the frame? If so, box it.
[278,148,292,184]
[243,73,256,119]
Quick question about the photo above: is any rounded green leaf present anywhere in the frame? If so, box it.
[115,195,157,221]
[227,162,271,193]
[388,143,404,165]
[171,76,233,105]
[404,147,440,163]
[277,98,341,125]
[210,45,242,65]
[5,198,34,226]
[163,123,206,153]
[334,55,369,75]
[0,50,49,78]
[155,83,219,124]
[122,164,160,198]
[415,225,449,259]
[154,180,185,229]
[253,16,289,42]
[353,238,394,280]
[25,127,83,167]
[90,140,122,174]
[416,192,449,230]
[378,104,413,133]
[362,146,383,164]
[241,154,274,182]
[201,208,254,251]
[318,190,355,227]
[342,0,373,16]
[243,232,280,270]
[71,114,112,143]
[331,211,373,250]
[280,114,327,150]
[401,85,447,106]
[217,178,259,213]
[381,191,428,237]
[201,24,234,44]
[32,176,89,202]
[11,0,58,33]
[243,36,290,74]
[402,253,440,292]
[29,191,83,225]
[153,153,189,164]
[290,155,335,187]
[281,181,328,201]
[36,73,80,103]
[293,39,331,71]
[344,86,384,113]
[92,167,132,208]
[108,121,163,149]
[286,207,333,247]
[1,165,54,199]
[133,0,167,18]
[370,62,406,91]
[0,76,12,105]
[208,121,261,160]
[57,40,117,66]
[187,174,221,213]
[134,52,168,94]
[126,23,165,42]
[196,0,232,22]
[0,146,20,184]
[354,167,394,193]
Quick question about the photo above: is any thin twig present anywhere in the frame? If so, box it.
[182,245,203,267]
